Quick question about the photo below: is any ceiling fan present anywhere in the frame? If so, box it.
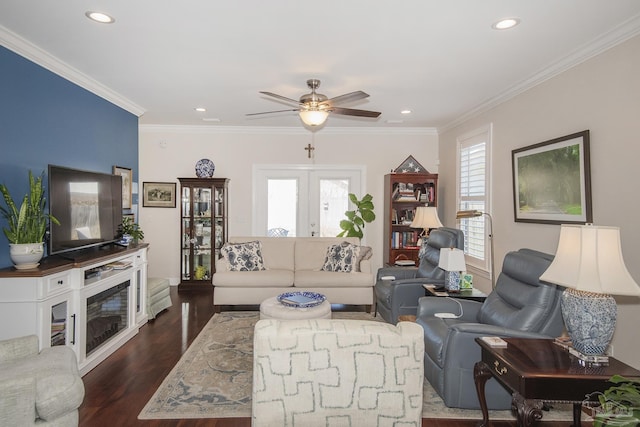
[247,79,381,126]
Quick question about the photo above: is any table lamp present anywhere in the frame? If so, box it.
[411,206,443,248]
[456,209,495,289]
[540,224,640,363]
[439,247,466,292]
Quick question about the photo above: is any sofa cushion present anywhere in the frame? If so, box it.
[321,241,359,272]
[220,240,266,271]
[295,270,373,288]
[229,236,295,270]
[213,269,294,287]
[355,246,372,272]
[294,237,360,271]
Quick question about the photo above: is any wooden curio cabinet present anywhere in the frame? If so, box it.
[383,172,438,265]
[178,178,229,291]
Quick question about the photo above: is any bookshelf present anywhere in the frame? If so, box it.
[383,172,438,265]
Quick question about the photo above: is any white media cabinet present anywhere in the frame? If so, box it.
[0,244,149,376]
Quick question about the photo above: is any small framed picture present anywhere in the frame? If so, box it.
[142,182,177,208]
[113,166,133,209]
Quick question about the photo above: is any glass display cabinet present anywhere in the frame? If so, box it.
[178,178,229,290]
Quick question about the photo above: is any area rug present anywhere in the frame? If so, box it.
[139,311,575,421]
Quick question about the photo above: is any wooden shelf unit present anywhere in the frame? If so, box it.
[383,172,438,265]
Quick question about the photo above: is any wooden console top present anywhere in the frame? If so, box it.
[0,243,149,278]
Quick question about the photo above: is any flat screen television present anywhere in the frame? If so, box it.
[48,165,123,256]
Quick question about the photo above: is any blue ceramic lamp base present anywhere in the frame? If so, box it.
[561,288,616,359]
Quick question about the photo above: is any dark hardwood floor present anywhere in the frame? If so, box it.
[79,287,576,427]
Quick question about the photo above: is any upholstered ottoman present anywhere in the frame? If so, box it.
[147,277,172,319]
[259,296,332,320]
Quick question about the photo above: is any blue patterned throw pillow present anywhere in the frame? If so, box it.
[321,241,360,273]
[221,241,266,271]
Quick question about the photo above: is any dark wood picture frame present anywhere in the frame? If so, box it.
[142,182,177,208]
[113,166,133,209]
[512,130,592,225]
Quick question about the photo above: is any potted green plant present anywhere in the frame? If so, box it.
[585,375,640,427]
[337,193,375,240]
[118,216,144,245]
[0,170,59,269]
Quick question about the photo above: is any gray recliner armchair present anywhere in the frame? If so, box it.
[375,227,464,324]
[416,248,564,410]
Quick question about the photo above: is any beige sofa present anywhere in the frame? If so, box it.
[212,236,374,311]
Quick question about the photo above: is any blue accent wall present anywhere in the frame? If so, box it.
[0,46,139,268]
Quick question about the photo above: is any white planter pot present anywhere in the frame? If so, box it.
[9,242,44,269]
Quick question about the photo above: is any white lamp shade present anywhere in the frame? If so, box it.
[410,206,443,229]
[540,224,640,296]
[299,109,328,126]
[438,248,466,272]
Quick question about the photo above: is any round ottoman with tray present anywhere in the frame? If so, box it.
[260,291,331,320]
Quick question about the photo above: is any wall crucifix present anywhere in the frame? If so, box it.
[304,143,315,158]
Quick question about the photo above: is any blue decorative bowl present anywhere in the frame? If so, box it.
[277,291,326,308]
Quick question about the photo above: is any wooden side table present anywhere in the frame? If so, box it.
[474,337,640,427]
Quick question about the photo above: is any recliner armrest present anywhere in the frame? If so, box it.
[417,296,482,320]
[376,266,418,281]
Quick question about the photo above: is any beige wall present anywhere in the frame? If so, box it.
[138,126,438,285]
[438,34,640,367]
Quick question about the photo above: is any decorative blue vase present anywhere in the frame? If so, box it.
[561,288,617,355]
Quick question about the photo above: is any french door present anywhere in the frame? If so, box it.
[253,165,364,237]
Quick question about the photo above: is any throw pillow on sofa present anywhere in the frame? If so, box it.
[321,241,360,273]
[221,240,267,271]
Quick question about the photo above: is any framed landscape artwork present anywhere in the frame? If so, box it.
[512,130,592,225]
[113,166,132,209]
[142,182,176,208]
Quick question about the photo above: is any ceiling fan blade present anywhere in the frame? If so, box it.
[322,91,369,106]
[330,107,381,118]
[259,91,301,106]
[246,108,300,116]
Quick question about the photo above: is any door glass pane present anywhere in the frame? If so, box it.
[319,179,349,237]
[267,179,297,237]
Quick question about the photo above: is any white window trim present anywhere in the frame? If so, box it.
[456,124,492,274]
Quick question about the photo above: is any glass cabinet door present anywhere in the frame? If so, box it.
[179,178,229,289]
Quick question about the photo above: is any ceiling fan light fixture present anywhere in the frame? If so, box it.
[299,109,329,126]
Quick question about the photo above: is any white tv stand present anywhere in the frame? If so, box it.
[0,244,149,376]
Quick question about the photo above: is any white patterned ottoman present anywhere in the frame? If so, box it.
[259,296,332,320]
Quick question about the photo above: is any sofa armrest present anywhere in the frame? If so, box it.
[0,335,38,363]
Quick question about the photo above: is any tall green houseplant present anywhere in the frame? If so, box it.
[337,193,375,239]
[0,170,59,244]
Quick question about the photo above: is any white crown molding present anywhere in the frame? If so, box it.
[139,124,438,136]
[1,25,146,117]
[439,13,640,134]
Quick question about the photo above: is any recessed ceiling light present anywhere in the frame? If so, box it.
[401,110,412,115]
[194,107,207,112]
[202,118,221,122]
[85,11,115,24]
[492,17,520,30]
